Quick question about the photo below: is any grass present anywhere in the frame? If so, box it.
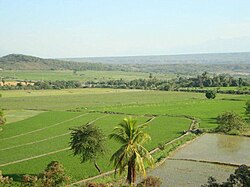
[0,88,249,183]
[0,111,190,182]
[5,110,44,124]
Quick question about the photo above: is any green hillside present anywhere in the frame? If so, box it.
[0,54,123,71]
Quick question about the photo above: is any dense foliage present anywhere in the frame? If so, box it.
[216,112,246,135]
[202,165,250,187]
[205,90,217,99]
[137,176,162,187]
[70,123,106,173]
[0,161,69,187]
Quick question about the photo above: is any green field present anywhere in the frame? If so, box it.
[0,70,173,82]
[0,88,249,183]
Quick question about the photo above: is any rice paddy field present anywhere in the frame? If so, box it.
[0,88,249,183]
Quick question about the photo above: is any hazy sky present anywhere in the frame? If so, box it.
[1,0,250,58]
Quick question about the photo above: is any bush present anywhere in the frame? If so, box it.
[137,176,162,187]
[0,170,13,186]
[158,142,165,151]
[22,175,39,187]
[227,129,241,135]
[205,90,216,99]
[216,112,246,134]
[86,182,113,187]
[202,165,250,187]
[39,161,69,187]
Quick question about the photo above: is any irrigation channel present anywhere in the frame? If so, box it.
[146,133,250,186]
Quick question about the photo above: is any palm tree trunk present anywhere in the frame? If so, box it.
[132,163,136,184]
[94,160,101,174]
[127,161,132,185]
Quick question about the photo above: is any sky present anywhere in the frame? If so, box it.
[0,0,250,58]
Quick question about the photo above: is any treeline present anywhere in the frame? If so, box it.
[0,80,82,90]
[177,72,248,87]
[86,73,249,89]
[0,73,249,94]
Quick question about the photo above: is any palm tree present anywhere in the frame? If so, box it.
[69,123,106,174]
[109,117,154,185]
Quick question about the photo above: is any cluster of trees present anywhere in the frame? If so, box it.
[86,73,249,90]
[0,80,82,90]
[202,164,250,187]
[177,72,249,87]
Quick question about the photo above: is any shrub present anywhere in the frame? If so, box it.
[0,170,13,186]
[158,142,165,151]
[22,175,39,187]
[205,90,216,99]
[216,112,246,134]
[227,129,241,135]
[202,165,250,187]
[85,182,113,187]
[39,161,69,187]
[137,176,162,187]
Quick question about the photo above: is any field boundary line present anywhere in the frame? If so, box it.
[0,113,89,141]
[0,114,108,152]
[0,148,70,167]
[0,133,70,152]
[169,158,250,167]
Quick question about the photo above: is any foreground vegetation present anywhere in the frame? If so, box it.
[202,165,250,187]
[0,88,249,186]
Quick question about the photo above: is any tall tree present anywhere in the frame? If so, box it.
[109,117,154,185]
[69,123,106,174]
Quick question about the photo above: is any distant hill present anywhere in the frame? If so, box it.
[0,53,249,76]
[0,54,123,71]
[62,52,250,64]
